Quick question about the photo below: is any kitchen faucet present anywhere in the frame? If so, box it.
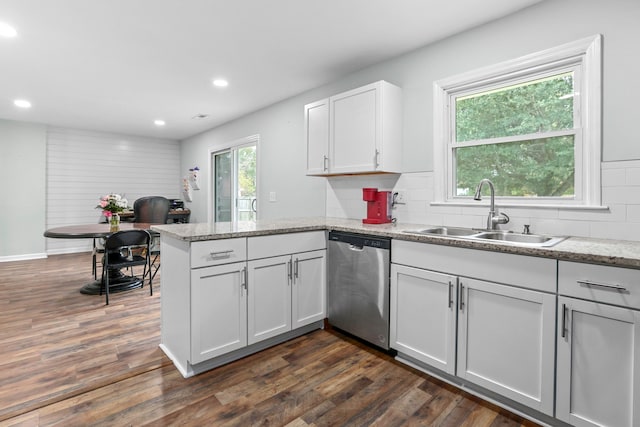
[473,179,509,230]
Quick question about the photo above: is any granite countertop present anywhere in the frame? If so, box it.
[152,217,640,269]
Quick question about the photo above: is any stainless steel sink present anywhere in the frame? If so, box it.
[410,226,480,237]
[403,227,566,247]
[474,231,567,246]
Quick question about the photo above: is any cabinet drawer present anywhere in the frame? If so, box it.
[248,231,326,260]
[559,261,640,309]
[392,240,556,293]
[191,238,247,268]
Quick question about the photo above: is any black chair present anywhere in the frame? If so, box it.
[101,230,152,305]
[133,196,170,284]
[92,237,104,280]
[133,196,170,224]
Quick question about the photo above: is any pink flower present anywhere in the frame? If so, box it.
[99,200,108,208]
[103,211,112,218]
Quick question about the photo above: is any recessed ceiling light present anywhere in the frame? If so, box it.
[192,114,210,120]
[212,79,228,88]
[0,22,17,38]
[154,119,166,126]
[14,99,31,108]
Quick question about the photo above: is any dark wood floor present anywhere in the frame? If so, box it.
[0,253,539,426]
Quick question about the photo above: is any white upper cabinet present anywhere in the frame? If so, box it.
[305,80,402,175]
[304,99,330,175]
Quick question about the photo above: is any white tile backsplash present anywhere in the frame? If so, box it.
[326,161,640,241]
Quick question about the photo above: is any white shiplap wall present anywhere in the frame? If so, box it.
[46,127,181,254]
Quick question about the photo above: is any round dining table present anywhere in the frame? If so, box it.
[44,223,158,295]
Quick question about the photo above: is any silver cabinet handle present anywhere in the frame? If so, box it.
[210,249,233,259]
[448,281,453,308]
[577,279,627,292]
[294,258,299,279]
[240,266,247,296]
[323,155,328,171]
[561,303,567,338]
[374,149,380,168]
[287,259,292,282]
[459,282,464,311]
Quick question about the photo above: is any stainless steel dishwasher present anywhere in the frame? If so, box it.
[327,231,391,350]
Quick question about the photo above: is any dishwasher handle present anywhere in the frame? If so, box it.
[348,244,364,252]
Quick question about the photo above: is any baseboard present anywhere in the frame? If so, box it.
[46,248,92,256]
[0,253,48,263]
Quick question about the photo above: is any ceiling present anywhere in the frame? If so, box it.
[0,0,542,141]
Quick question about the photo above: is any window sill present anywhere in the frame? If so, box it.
[430,201,610,212]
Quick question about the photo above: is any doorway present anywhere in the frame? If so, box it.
[211,136,258,222]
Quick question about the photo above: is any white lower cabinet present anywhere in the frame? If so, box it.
[390,264,457,374]
[191,262,247,364]
[292,250,327,329]
[556,261,640,427]
[160,231,326,377]
[248,249,327,345]
[248,255,292,345]
[391,240,556,418]
[556,297,640,427]
[457,277,556,416]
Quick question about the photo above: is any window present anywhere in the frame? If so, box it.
[210,135,258,222]
[434,35,602,207]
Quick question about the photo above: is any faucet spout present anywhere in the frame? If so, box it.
[473,179,509,230]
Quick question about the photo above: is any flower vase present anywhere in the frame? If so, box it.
[109,213,120,232]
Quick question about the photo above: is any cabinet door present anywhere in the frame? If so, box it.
[330,84,378,174]
[390,264,457,375]
[247,255,292,345]
[305,99,329,175]
[457,278,555,416]
[557,297,640,427]
[190,262,247,364]
[292,250,326,329]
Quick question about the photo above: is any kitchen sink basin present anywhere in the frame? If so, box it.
[410,226,480,237]
[474,231,566,246]
[404,227,566,247]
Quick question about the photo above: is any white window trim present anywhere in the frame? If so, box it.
[433,35,602,209]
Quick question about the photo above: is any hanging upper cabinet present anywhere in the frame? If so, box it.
[305,80,402,175]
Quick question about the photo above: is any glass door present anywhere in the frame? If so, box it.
[212,139,257,222]
[237,144,257,221]
[214,151,232,222]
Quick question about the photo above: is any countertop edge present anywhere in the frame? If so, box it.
[151,218,640,270]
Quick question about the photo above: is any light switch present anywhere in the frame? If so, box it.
[269,191,277,202]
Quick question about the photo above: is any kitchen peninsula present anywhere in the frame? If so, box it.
[153,217,640,427]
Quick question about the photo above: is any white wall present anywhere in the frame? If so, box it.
[324,0,640,241]
[45,128,181,254]
[180,101,327,222]
[0,119,47,260]
[184,0,640,241]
